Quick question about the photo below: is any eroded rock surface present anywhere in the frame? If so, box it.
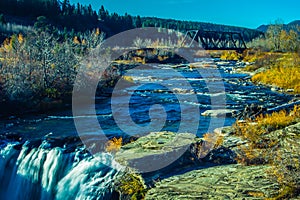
[145,164,279,200]
[115,132,202,172]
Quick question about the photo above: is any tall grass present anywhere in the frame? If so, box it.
[251,53,300,93]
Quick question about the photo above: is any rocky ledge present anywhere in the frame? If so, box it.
[115,132,203,173]
[145,164,279,200]
[143,122,300,199]
[114,121,300,199]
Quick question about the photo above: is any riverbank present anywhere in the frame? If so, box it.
[0,96,72,119]
[238,52,300,95]
[115,108,300,199]
[0,47,186,118]
[1,116,299,199]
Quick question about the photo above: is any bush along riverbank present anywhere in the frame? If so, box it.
[234,105,300,199]
[244,52,300,94]
[0,27,104,117]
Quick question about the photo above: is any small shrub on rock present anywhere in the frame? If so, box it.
[105,137,122,153]
[115,173,147,200]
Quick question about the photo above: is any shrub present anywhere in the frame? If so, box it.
[115,173,147,200]
[234,106,299,148]
[220,50,242,61]
[45,88,59,98]
[251,53,300,93]
[270,145,300,199]
[105,137,122,153]
[203,133,224,148]
[252,52,281,69]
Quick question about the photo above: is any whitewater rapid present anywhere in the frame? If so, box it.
[0,141,123,200]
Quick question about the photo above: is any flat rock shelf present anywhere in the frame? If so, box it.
[145,164,280,200]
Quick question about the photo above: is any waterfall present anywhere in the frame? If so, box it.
[56,155,122,200]
[0,140,124,200]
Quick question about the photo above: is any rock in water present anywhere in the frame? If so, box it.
[234,104,267,120]
[201,109,236,117]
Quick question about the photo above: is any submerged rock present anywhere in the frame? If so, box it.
[189,62,217,68]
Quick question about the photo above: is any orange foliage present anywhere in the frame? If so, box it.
[105,137,122,153]
[73,36,80,44]
[95,28,100,35]
[203,133,223,148]
[18,33,24,44]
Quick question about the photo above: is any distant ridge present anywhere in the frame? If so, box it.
[257,20,300,33]
[288,20,300,26]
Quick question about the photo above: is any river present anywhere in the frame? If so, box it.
[0,58,294,199]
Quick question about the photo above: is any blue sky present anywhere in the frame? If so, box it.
[70,0,299,29]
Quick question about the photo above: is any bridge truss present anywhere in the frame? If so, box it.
[181,30,247,51]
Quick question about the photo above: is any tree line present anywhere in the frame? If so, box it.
[0,0,263,39]
[0,0,97,32]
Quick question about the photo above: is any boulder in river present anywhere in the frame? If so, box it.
[201,109,236,117]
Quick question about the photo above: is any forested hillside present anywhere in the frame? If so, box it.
[0,0,263,40]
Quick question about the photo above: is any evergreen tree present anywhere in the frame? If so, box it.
[0,14,6,25]
[98,5,108,21]
[135,15,142,28]
[62,0,70,15]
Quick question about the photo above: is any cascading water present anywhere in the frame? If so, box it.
[0,140,124,200]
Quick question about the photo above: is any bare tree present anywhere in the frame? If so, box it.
[266,19,284,51]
